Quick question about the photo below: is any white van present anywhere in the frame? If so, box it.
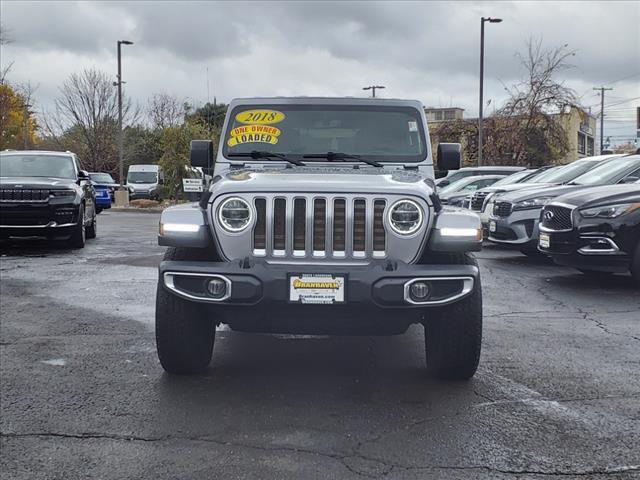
[126,164,162,200]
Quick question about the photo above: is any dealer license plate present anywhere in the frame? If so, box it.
[289,274,345,304]
[539,233,550,249]
[489,220,496,232]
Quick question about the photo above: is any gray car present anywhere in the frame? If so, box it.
[438,174,506,207]
[488,154,640,255]
[155,97,484,379]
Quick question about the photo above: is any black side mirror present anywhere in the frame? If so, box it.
[190,140,214,169]
[78,170,90,181]
[437,143,461,172]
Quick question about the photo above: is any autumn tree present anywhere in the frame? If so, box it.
[0,83,38,149]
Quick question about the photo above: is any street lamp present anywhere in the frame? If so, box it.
[116,40,133,203]
[363,85,386,98]
[478,17,502,167]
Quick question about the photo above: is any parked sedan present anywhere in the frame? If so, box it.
[438,174,506,206]
[435,166,525,187]
[488,154,640,255]
[538,184,640,286]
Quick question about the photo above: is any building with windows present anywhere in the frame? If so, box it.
[554,106,597,161]
[424,107,464,123]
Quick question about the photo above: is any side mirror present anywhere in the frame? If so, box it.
[437,143,461,172]
[190,140,214,169]
[78,170,90,181]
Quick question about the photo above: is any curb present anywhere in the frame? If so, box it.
[109,207,165,214]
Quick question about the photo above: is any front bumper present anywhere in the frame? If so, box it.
[159,259,479,335]
[538,228,630,273]
[0,202,79,239]
[130,190,156,200]
[487,208,540,247]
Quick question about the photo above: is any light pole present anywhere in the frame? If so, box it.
[478,17,502,167]
[116,40,133,200]
[363,85,385,98]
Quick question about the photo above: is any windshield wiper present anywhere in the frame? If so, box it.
[227,150,305,166]
[303,152,383,168]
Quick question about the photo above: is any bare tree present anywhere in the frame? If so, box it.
[43,68,138,172]
[492,38,578,165]
[147,93,185,129]
[0,23,14,84]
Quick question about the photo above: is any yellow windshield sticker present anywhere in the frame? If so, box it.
[228,124,281,147]
[235,109,285,125]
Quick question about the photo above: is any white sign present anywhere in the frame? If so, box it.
[289,274,345,304]
[182,178,203,192]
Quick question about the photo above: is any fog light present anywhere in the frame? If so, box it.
[207,278,228,299]
[410,281,431,301]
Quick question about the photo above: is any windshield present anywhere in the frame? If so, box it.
[571,156,640,185]
[491,170,533,186]
[90,173,115,183]
[439,178,475,194]
[532,160,601,184]
[127,172,157,184]
[223,105,426,163]
[0,154,76,179]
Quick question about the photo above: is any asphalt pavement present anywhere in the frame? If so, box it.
[1,211,639,480]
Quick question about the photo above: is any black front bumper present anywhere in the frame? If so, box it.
[159,259,479,335]
[538,229,630,273]
[0,202,79,239]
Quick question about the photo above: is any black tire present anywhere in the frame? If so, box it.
[96,207,103,215]
[155,247,216,374]
[424,253,482,380]
[86,209,97,239]
[631,242,640,289]
[69,204,86,248]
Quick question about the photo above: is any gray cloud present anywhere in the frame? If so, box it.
[2,0,638,138]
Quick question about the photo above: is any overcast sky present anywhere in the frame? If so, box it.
[2,1,639,145]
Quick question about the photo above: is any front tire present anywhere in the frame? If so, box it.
[155,247,216,374]
[631,242,640,289]
[424,254,482,380]
[86,209,97,239]
[69,205,86,248]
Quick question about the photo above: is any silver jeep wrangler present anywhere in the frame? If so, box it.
[156,97,483,379]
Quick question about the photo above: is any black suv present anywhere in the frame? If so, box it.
[538,183,640,286]
[0,150,97,248]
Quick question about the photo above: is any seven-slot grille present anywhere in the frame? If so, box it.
[541,205,573,231]
[0,189,50,202]
[252,196,387,258]
[493,201,513,217]
[470,191,490,211]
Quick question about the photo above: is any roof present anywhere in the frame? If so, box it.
[1,150,75,156]
[228,97,424,109]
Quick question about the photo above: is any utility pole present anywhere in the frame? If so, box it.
[478,16,502,167]
[23,102,32,150]
[114,40,133,207]
[363,85,385,98]
[593,86,613,154]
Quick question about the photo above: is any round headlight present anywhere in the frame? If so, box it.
[388,199,423,235]
[218,197,252,232]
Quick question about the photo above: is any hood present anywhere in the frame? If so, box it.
[497,184,584,203]
[0,177,77,190]
[550,184,640,209]
[478,182,556,195]
[210,166,433,196]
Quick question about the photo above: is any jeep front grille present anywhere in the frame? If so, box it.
[0,189,50,203]
[252,196,387,259]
